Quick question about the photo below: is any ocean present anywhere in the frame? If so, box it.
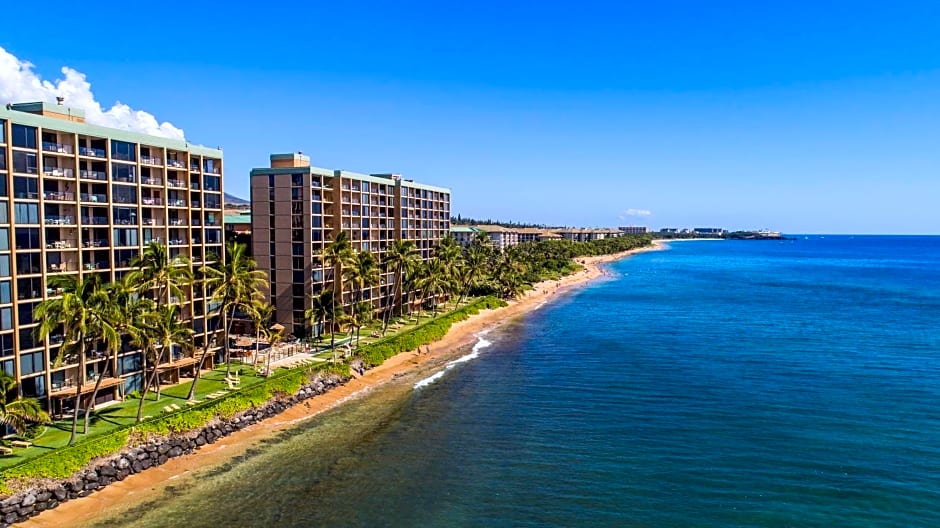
[85,236,940,527]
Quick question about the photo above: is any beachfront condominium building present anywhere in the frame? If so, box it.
[250,153,450,336]
[0,101,224,414]
[473,225,520,251]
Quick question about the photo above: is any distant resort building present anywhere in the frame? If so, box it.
[618,226,649,234]
[473,225,520,251]
[450,225,481,247]
[224,209,252,236]
[693,227,726,236]
[250,152,450,336]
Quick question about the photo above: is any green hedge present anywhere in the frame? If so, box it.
[0,360,350,493]
[360,296,507,368]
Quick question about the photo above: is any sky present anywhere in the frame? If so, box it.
[2,1,940,234]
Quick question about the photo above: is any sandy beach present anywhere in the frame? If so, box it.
[23,241,665,527]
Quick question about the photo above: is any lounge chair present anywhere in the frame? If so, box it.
[10,441,31,449]
[0,446,13,456]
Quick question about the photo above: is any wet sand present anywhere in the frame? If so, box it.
[24,241,664,527]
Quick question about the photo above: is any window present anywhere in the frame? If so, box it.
[0,120,5,143]
[11,124,36,149]
[0,255,8,277]
[113,228,139,247]
[14,228,40,250]
[12,151,37,174]
[18,301,38,325]
[19,351,44,376]
[14,203,39,224]
[0,228,6,250]
[111,140,136,162]
[203,175,221,192]
[0,308,11,330]
[291,173,303,187]
[112,163,136,183]
[18,328,38,350]
[112,185,137,204]
[0,146,5,170]
[0,334,12,357]
[0,203,7,223]
[0,282,9,304]
[13,176,38,198]
[15,253,41,275]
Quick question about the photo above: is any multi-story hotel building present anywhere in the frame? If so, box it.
[0,102,224,413]
[250,153,450,336]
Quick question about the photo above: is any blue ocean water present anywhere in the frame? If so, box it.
[88,236,940,528]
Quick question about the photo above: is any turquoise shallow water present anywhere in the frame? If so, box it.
[87,236,940,527]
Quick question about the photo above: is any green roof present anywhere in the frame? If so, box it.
[0,104,223,158]
[450,226,479,233]
[224,214,252,224]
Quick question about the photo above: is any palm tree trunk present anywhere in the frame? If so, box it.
[381,266,402,336]
[136,349,150,422]
[68,339,87,445]
[224,307,237,377]
[83,357,111,434]
[187,327,215,401]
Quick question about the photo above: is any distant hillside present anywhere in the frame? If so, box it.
[224,192,250,205]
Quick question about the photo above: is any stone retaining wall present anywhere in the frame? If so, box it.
[0,374,348,527]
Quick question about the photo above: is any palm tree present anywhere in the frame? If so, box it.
[129,321,157,423]
[202,242,267,377]
[0,372,49,434]
[187,254,225,401]
[251,302,275,368]
[127,241,193,308]
[380,240,420,334]
[495,249,528,299]
[33,274,113,444]
[320,231,354,351]
[345,250,380,319]
[456,234,492,306]
[143,305,194,404]
[263,323,285,378]
[305,290,334,345]
[418,257,450,317]
[349,301,373,347]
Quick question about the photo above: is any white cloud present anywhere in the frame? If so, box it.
[622,208,652,217]
[0,46,185,140]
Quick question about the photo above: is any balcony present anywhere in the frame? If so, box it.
[141,218,164,226]
[79,193,107,203]
[168,218,187,226]
[45,240,74,249]
[80,169,108,181]
[45,215,75,226]
[82,239,109,248]
[79,146,106,158]
[168,238,187,246]
[189,164,200,173]
[43,191,74,201]
[42,142,74,154]
[204,166,220,175]
[113,174,136,184]
[168,199,187,207]
[81,216,108,225]
[142,177,163,186]
[83,261,111,271]
[190,182,200,190]
[141,155,162,166]
[167,179,187,189]
[42,167,74,178]
[167,159,186,169]
[15,191,39,199]
[142,197,163,206]
[48,261,77,273]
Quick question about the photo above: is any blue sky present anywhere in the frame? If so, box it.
[3,1,940,233]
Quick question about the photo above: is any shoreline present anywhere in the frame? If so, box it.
[23,241,665,527]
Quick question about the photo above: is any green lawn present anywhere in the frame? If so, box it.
[0,366,266,471]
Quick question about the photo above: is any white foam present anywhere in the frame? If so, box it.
[413,331,493,389]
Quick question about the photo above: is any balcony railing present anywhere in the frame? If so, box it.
[141,197,163,206]
[168,238,187,245]
[167,179,186,188]
[142,177,163,186]
[114,217,138,226]
[79,146,106,158]
[80,169,107,181]
[204,167,220,175]
[168,219,187,226]
[42,167,73,178]
[189,164,200,172]
[141,218,164,226]
[43,191,74,201]
[42,142,74,154]
[190,182,200,190]
[83,239,109,248]
[45,240,74,249]
[80,216,108,225]
[168,199,187,207]
[140,155,162,166]
[79,193,107,203]
[113,174,136,184]
[15,191,39,199]
[45,215,75,225]
[167,159,186,168]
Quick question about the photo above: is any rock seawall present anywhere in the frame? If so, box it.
[0,374,348,527]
